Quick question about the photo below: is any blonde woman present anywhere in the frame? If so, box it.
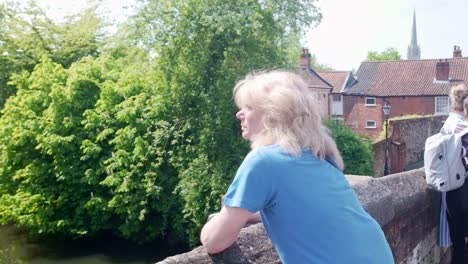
[200,70,394,263]
[437,85,468,254]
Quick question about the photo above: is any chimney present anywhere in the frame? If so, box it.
[300,48,311,69]
[435,59,450,81]
[453,45,462,58]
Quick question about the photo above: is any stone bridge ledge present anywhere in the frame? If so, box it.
[158,168,450,264]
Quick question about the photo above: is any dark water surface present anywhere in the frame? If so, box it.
[0,225,189,264]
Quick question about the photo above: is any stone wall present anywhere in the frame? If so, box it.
[373,115,446,177]
[156,169,450,264]
[373,139,386,177]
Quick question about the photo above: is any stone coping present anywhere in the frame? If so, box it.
[157,168,435,264]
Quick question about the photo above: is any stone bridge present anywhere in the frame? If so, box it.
[157,168,450,264]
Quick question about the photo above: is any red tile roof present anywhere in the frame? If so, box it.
[347,57,468,96]
[318,71,352,93]
[299,68,333,90]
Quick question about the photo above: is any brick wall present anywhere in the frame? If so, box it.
[343,95,384,138]
[373,115,447,177]
[344,95,438,139]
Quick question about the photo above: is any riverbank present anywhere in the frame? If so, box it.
[0,225,189,264]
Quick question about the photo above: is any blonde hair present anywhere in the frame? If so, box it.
[233,70,344,170]
[449,84,468,112]
[463,97,468,117]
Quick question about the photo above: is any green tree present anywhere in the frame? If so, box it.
[325,120,375,176]
[0,0,322,247]
[0,1,104,108]
[128,0,322,244]
[366,47,401,61]
[310,53,334,71]
[0,57,97,236]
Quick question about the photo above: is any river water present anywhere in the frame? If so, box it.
[0,225,188,264]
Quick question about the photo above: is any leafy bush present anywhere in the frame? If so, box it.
[325,119,375,176]
[0,0,322,247]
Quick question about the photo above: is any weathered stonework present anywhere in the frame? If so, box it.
[157,224,279,264]
[373,115,445,177]
[400,227,449,264]
[157,168,449,264]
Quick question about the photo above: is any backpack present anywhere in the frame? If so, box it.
[424,128,468,192]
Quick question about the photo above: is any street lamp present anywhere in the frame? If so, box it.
[382,101,391,176]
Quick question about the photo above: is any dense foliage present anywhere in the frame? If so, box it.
[0,0,376,247]
[0,2,103,108]
[0,0,322,245]
[325,120,375,176]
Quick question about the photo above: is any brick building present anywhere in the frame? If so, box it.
[318,70,356,119]
[298,48,333,117]
[343,48,468,138]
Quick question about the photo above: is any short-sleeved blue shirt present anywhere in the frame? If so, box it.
[224,145,394,264]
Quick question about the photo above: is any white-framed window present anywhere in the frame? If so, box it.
[435,96,449,115]
[365,120,377,129]
[365,97,376,106]
[332,94,341,102]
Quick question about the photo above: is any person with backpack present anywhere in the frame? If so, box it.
[439,84,468,264]
[200,70,394,263]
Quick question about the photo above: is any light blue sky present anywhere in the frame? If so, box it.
[307,0,468,70]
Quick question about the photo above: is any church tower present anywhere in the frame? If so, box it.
[407,10,421,60]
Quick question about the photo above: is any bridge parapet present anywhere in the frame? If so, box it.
[158,168,450,264]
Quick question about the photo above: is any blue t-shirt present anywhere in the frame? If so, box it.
[224,145,394,264]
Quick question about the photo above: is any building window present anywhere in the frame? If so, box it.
[365,120,376,129]
[365,97,376,106]
[435,96,449,115]
[332,94,341,102]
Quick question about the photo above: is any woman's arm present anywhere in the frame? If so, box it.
[247,211,261,223]
[200,206,253,254]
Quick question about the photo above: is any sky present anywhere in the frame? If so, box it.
[1,0,135,27]
[306,0,468,70]
[2,0,468,71]
[42,0,135,24]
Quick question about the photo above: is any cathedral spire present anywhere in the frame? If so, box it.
[407,10,421,60]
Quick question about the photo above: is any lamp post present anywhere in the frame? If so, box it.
[382,101,391,176]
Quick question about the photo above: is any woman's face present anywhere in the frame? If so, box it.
[236,105,264,140]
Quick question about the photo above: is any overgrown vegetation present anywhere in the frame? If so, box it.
[0,0,378,249]
[0,1,103,108]
[325,120,375,176]
[0,0,325,246]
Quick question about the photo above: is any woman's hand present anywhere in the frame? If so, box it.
[200,206,253,254]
